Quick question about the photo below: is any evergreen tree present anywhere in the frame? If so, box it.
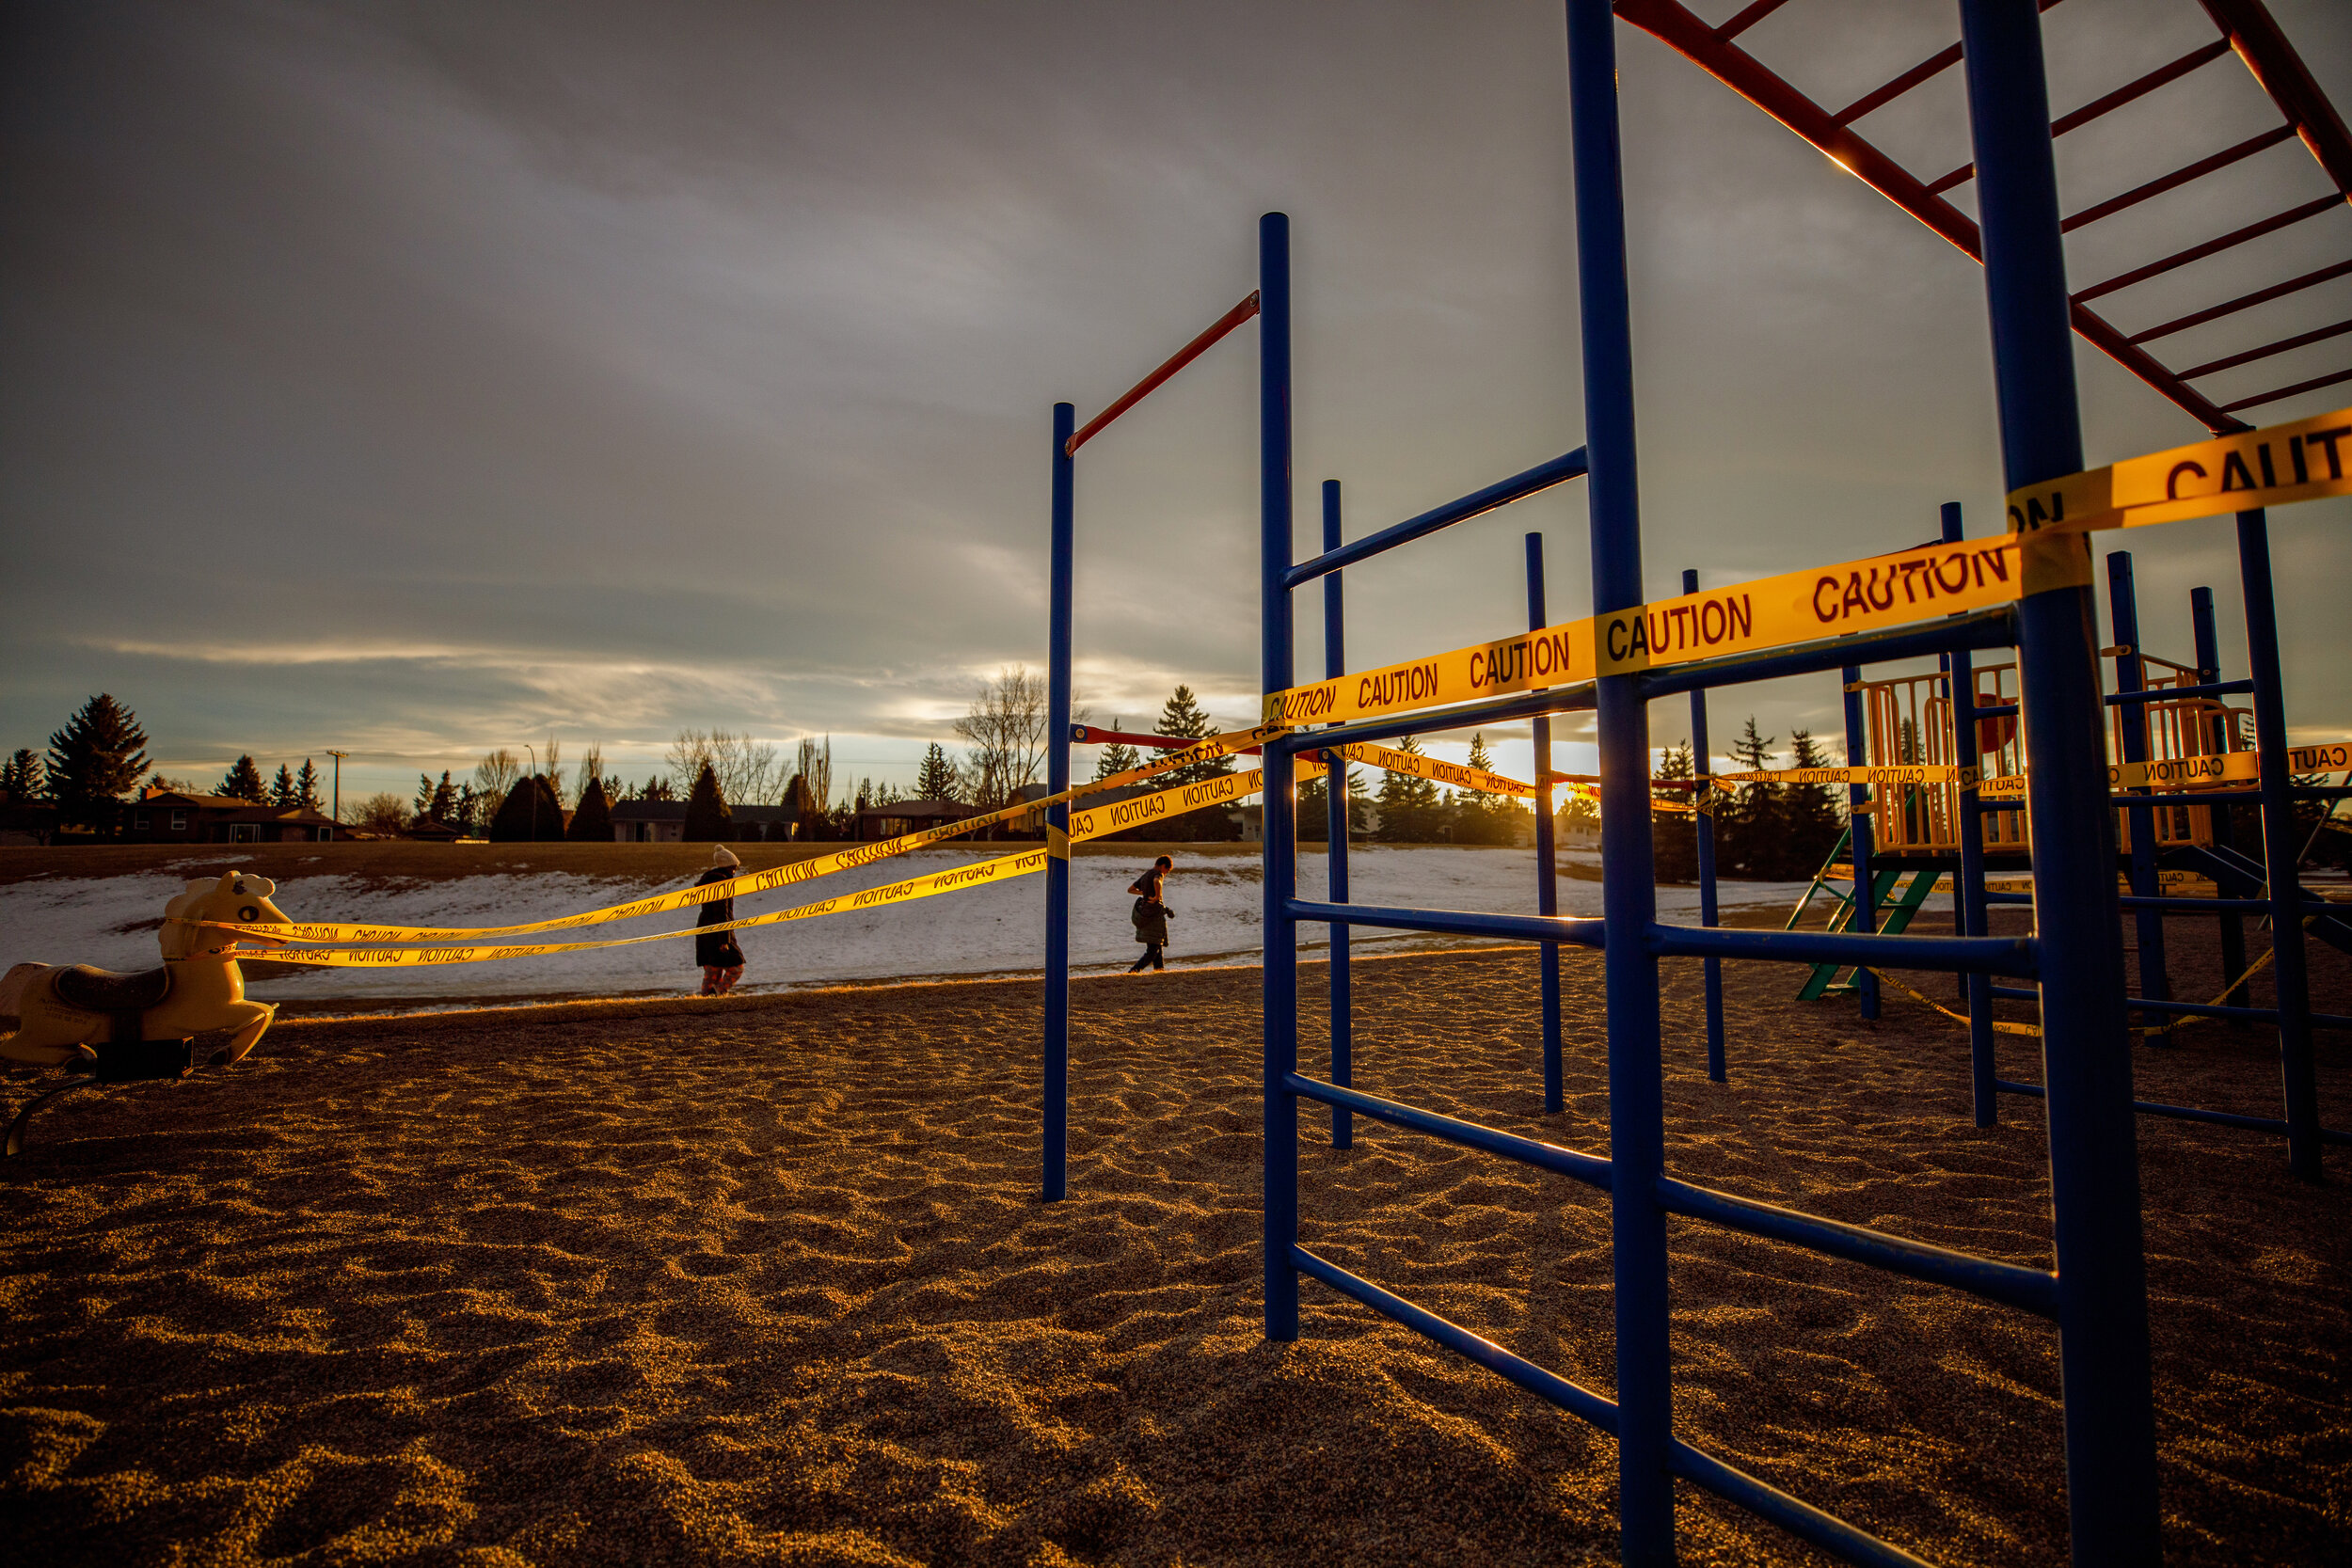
[1298,755,1359,842]
[270,763,297,807]
[1094,739,1143,781]
[640,775,675,802]
[1722,717,1781,878]
[1779,729,1844,879]
[452,783,482,835]
[682,761,732,841]
[1373,736,1441,842]
[220,754,267,801]
[1466,734,1498,791]
[565,775,613,842]
[46,694,150,834]
[914,742,961,800]
[1153,685,1233,788]
[294,759,324,811]
[1450,735,1517,845]
[488,774,565,841]
[415,773,438,817]
[1652,742,1698,881]
[785,772,825,841]
[0,749,43,802]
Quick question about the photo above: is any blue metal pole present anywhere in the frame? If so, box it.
[1947,502,1997,1127]
[1532,534,1565,1112]
[1685,566,1724,1082]
[1259,211,1301,1341]
[2189,585,2249,1015]
[1325,480,1353,1149]
[2106,551,2173,1046]
[1841,665,1879,1018]
[1959,5,2161,1558]
[1045,402,1075,1202]
[1565,3,1672,1557]
[2236,508,2321,1179]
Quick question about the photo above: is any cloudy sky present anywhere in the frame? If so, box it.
[4,0,2346,807]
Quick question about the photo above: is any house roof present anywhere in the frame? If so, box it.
[136,790,335,826]
[858,799,977,820]
[609,800,799,823]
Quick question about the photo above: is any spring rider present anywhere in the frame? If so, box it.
[1,871,293,1154]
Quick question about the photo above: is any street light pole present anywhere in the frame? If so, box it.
[325,750,349,834]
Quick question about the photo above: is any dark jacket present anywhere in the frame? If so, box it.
[694,865,745,968]
[1131,867,1171,946]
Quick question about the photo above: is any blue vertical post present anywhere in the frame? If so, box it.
[1947,502,1998,1126]
[1960,4,2161,1557]
[1684,566,1724,1082]
[1841,665,1880,1018]
[1940,502,1966,984]
[2236,509,2321,1179]
[1259,211,1301,1341]
[1531,533,1565,1112]
[1045,402,1075,1202]
[1565,2,1672,1558]
[2189,586,2249,1015]
[2106,551,2173,1046]
[1324,480,1353,1149]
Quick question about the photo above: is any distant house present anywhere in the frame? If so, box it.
[0,802,59,846]
[123,788,340,845]
[609,800,802,843]
[853,798,978,842]
[405,816,470,843]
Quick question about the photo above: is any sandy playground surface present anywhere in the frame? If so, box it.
[1,927,2347,1565]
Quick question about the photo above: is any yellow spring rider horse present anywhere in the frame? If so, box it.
[1,872,293,1153]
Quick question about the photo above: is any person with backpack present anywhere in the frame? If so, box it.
[1127,854,1174,973]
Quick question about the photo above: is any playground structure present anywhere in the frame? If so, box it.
[1229,2,2348,1564]
[4,2,2341,1559]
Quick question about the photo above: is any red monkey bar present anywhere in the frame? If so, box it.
[1064,291,1261,456]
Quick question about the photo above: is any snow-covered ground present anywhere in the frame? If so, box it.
[0,848,1841,1011]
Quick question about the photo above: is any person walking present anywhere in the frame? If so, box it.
[1127,854,1174,974]
[694,844,747,995]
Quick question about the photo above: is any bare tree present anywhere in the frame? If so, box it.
[953,664,1048,809]
[794,735,835,814]
[666,730,715,798]
[542,736,566,806]
[669,728,783,804]
[717,731,783,804]
[472,748,521,804]
[351,792,410,835]
[575,741,605,805]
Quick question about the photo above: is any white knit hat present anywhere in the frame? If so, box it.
[712,844,740,867]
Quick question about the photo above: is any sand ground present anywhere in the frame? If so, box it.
[1,927,2346,1566]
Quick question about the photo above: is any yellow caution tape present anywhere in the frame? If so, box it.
[1261,534,2087,729]
[1065,757,1318,841]
[1263,623,1596,728]
[1327,740,1534,798]
[202,722,1289,944]
[1592,533,2088,676]
[240,760,1321,967]
[2005,406,2352,535]
[1258,409,2344,742]
[1708,765,1976,788]
[237,849,1059,970]
[1973,742,2344,797]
